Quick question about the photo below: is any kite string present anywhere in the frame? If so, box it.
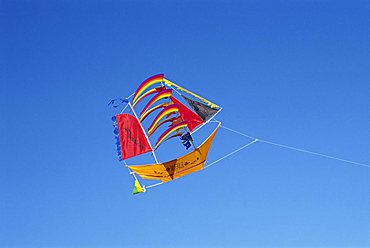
[218,123,370,169]
[204,139,259,169]
[217,124,257,140]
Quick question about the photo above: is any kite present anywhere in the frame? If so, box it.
[110,74,222,194]
[110,74,370,195]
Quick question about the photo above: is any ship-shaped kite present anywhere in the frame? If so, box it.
[110,74,222,194]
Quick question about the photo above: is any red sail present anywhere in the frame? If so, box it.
[170,96,203,132]
[116,114,152,160]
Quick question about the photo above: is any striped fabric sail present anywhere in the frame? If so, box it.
[147,104,180,135]
[154,121,188,149]
[132,74,164,104]
[132,86,166,108]
[140,102,170,122]
[140,89,172,117]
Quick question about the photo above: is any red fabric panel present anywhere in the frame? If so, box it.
[170,96,203,132]
[116,114,152,160]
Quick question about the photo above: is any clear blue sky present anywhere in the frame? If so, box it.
[1,1,369,247]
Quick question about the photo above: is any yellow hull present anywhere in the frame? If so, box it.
[128,123,220,182]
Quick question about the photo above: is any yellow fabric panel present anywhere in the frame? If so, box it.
[133,179,144,194]
[128,123,220,182]
[163,78,220,109]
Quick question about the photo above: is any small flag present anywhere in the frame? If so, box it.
[132,179,144,194]
[108,98,128,108]
[181,95,218,121]
[180,132,193,150]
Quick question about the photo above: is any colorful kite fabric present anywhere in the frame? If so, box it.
[132,179,144,194]
[163,131,184,143]
[147,104,179,135]
[163,78,219,109]
[115,113,152,160]
[180,132,193,150]
[132,86,166,108]
[112,116,123,161]
[154,121,189,149]
[111,74,222,193]
[132,74,164,104]
[170,96,203,132]
[140,89,172,117]
[148,116,182,137]
[140,102,170,122]
[181,95,219,122]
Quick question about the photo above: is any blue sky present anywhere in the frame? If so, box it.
[1,1,370,247]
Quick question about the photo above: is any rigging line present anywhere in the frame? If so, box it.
[120,102,129,113]
[218,123,257,140]
[168,85,182,96]
[204,139,259,170]
[115,92,134,114]
[145,181,164,189]
[126,92,135,99]
[123,160,138,180]
[219,124,370,169]
[124,161,149,192]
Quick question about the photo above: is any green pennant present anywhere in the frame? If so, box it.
[132,179,144,194]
